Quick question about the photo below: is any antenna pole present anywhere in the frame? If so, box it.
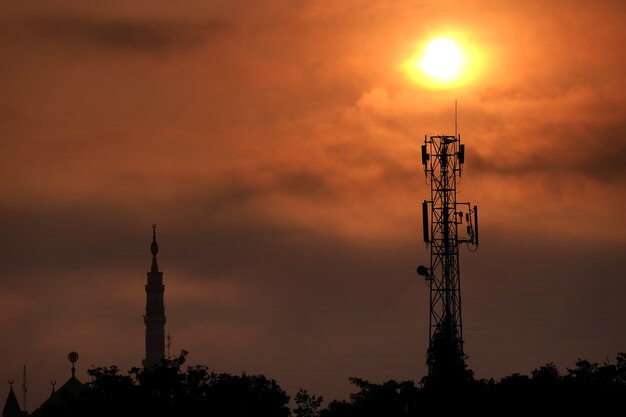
[454,99,458,139]
[22,365,27,413]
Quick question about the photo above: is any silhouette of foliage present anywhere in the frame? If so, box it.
[80,365,138,415]
[27,351,626,416]
[36,350,289,417]
[423,319,473,390]
[316,353,626,416]
[293,389,323,417]
[531,362,560,385]
[319,378,419,417]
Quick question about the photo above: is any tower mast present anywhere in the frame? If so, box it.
[418,131,478,387]
[143,224,166,367]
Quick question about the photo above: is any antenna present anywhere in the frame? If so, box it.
[454,99,458,139]
[21,365,27,413]
[167,333,172,359]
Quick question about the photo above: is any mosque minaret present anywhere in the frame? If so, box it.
[143,224,166,368]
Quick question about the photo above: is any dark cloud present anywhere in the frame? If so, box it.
[461,231,626,377]
[27,16,229,54]
[207,167,340,206]
[0,202,144,277]
[471,122,626,184]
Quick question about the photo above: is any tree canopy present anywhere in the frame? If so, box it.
[29,351,626,417]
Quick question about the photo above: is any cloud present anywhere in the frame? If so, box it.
[26,16,229,54]
[471,122,626,184]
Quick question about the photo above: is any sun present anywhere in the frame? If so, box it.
[402,35,478,89]
[420,37,464,82]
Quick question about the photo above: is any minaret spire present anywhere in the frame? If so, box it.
[143,224,166,368]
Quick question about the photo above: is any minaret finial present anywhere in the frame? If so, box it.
[67,352,79,379]
[151,224,159,272]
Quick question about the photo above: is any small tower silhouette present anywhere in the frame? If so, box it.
[27,352,83,417]
[143,224,166,367]
[2,379,23,417]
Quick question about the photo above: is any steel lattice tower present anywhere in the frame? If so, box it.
[418,134,478,386]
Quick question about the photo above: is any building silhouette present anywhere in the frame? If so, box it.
[2,380,25,417]
[143,224,167,368]
[29,353,83,417]
[2,353,84,417]
[2,225,170,414]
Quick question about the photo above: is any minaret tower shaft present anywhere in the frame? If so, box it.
[143,224,166,367]
[418,134,478,386]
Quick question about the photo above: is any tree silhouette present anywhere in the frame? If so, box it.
[320,378,419,417]
[423,319,474,390]
[40,350,290,417]
[26,350,626,416]
[293,389,323,417]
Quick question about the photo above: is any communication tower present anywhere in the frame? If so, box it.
[417,130,478,386]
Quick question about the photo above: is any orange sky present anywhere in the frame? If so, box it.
[1,0,626,410]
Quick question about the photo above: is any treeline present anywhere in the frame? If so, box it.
[34,351,626,416]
